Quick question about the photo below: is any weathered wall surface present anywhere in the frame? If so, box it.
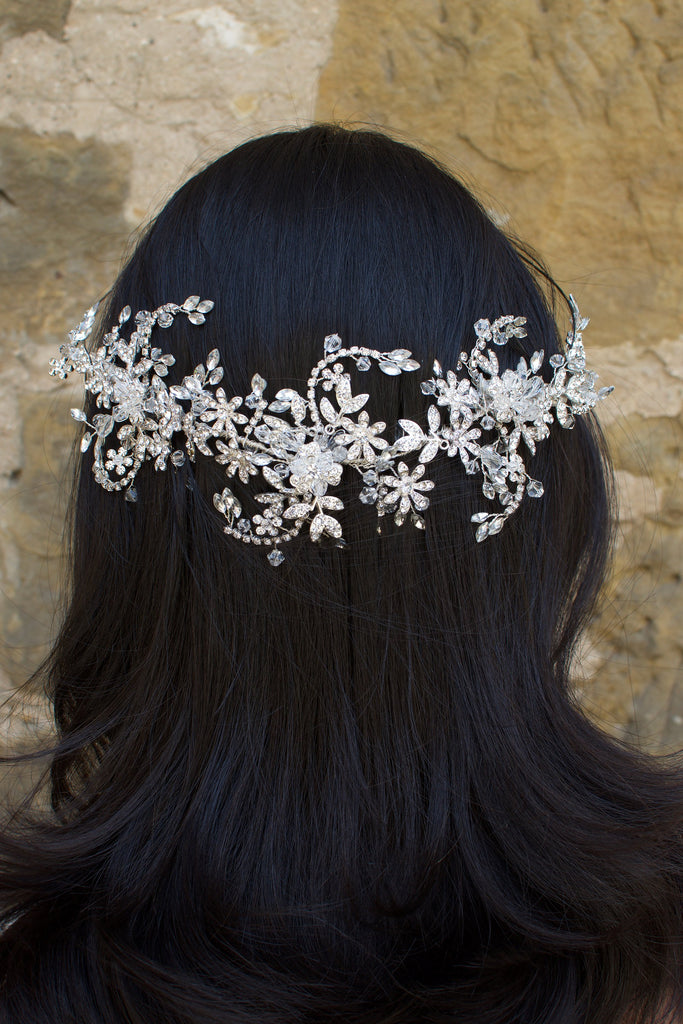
[316,0,683,751]
[0,0,338,746]
[0,0,681,752]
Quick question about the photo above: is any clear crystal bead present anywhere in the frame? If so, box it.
[157,311,174,327]
[268,549,285,566]
[481,416,495,430]
[324,334,342,353]
[420,381,437,395]
[476,522,490,542]
[527,479,544,498]
[363,469,378,484]
[549,354,565,368]
[170,450,185,467]
[359,486,378,504]
[356,355,371,371]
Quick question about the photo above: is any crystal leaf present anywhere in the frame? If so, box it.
[182,296,200,311]
[471,512,489,523]
[310,513,342,541]
[251,373,266,394]
[283,503,312,519]
[206,349,220,370]
[475,522,490,542]
[251,453,272,466]
[188,311,206,326]
[321,495,344,510]
[487,517,504,536]
[379,361,401,375]
[598,386,614,398]
[420,380,437,395]
[530,350,544,373]
[80,432,93,452]
[208,369,224,385]
[71,408,87,422]
[119,306,131,324]
[196,300,215,313]
[93,414,114,436]
[262,466,285,487]
[268,549,285,566]
[324,334,342,353]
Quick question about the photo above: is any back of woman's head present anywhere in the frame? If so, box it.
[1,124,681,1024]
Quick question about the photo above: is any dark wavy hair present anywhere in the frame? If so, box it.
[0,125,681,1023]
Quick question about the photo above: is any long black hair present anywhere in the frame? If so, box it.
[1,125,681,1023]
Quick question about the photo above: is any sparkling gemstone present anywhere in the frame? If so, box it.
[527,479,544,498]
[124,486,137,503]
[170,450,185,466]
[324,334,342,353]
[356,355,371,371]
[268,549,285,566]
[363,469,378,485]
[157,311,174,327]
[481,416,495,430]
[476,522,490,542]
[71,408,87,422]
[359,486,377,504]
[420,381,437,395]
[549,354,565,368]
[187,311,206,326]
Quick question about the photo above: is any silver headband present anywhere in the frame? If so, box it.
[50,295,612,566]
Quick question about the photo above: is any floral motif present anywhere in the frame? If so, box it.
[52,294,613,564]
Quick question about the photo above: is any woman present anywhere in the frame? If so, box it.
[0,124,680,1023]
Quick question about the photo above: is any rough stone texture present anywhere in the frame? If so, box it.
[0,0,71,43]
[0,0,337,757]
[316,0,683,750]
[0,0,681,759]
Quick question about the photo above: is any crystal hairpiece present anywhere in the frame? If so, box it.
[50,295,612,565]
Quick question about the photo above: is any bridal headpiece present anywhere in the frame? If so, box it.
[50,295,612,565]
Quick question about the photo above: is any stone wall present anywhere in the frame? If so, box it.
[1,0,681,752]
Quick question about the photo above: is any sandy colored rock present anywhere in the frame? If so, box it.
[317,0,683,347]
